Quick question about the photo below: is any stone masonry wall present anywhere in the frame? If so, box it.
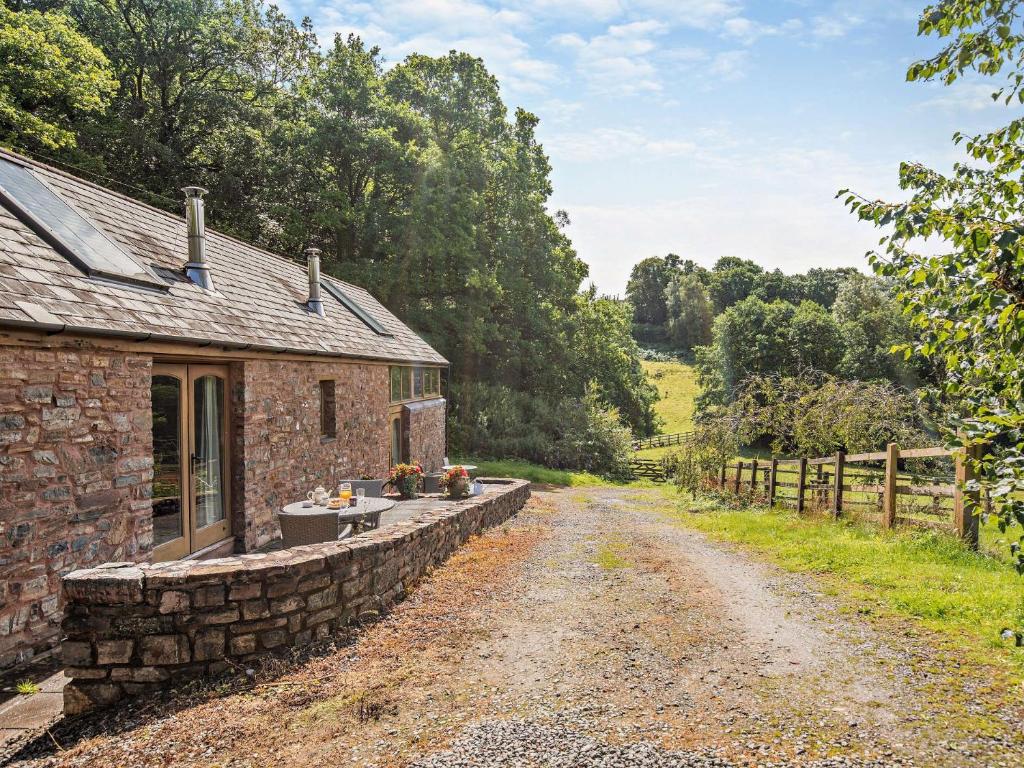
[234,360,390,551]
[0,341,153,672]
[61,479,529,713]
[406,398,446,473]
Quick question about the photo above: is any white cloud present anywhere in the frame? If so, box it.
[552,20,670,94]
[722,16,803,45]
[314,0,555,95]
[511,0,625,22]
[916,82,1002,112]
[545,127,697,162]
[632,0,742,30]
[708,50,748,81]
[810,11,863,39]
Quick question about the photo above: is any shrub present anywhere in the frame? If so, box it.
[448,382,633,480]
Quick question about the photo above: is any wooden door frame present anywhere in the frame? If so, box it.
[152,363,190,562]
[151,362,231,561]
[187,364,231,552]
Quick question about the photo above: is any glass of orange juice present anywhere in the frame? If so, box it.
[339,482,352,505]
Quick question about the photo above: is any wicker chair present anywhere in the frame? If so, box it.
[279,511,351,548]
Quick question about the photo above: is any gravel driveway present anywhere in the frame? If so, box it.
[4,487,1021,767]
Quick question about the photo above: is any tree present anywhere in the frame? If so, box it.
[789,300,843,374]
[625,254,679,326]
[802,267,859,308]
[707,256,763,313]
[830,273,923,385]
[841,0,1024,572]
[0,5,115,150]
[753,268,802,304]
[665,272,713,354]
[569,288,660,437]
[696,296,798,404]
[66,0,317,236]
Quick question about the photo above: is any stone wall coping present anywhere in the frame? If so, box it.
[63,478,527,602]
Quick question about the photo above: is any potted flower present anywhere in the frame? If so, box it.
[389,462,424,500]
[440,465,471,499]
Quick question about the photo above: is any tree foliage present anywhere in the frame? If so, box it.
[665,272,714,353]
[841,0,1024,570]
[625,254,680,326]
[0,1,659,473]
[0,5,115,149]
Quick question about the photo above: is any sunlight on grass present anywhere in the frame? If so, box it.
[662,496,1024,668]
[455,458,610,487]
[641,360,697,432]
[594,538,631,570]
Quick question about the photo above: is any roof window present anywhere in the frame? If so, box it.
[0,156,165,290]
[321,278,393,336]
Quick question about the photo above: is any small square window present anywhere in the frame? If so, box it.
[319,380,336,438]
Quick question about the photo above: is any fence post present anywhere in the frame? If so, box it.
[768,459,778,507]
[882,442,898,528]
[954,442,981,550]
[831,451,845,518]
[719,461,726,488]
[796,457,808,513]
[734,460,743,494]
[749,458,759,495]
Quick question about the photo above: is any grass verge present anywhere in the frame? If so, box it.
[455,458,610,487]
[663,495,1024,670]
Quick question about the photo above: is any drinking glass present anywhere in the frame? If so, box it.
[339,482,352,504]
[356,488,366,506]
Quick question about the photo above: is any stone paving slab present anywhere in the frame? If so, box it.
[0,672,67,748]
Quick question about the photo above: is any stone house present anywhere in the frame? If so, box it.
[0,148,448,676]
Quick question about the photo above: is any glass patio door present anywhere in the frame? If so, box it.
[152,364,230,561]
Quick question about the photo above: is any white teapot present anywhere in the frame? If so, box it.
[307,485,329,505]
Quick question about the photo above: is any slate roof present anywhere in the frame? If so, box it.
[0,148,446,365]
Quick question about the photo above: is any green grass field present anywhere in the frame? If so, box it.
[636,360,698,460]
[663,495,1024,667]
[453,458,611,487]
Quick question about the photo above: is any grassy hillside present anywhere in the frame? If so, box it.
[636,360,699,459]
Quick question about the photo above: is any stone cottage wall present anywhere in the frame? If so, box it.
[406,398,446,472]
[61,479,529,713]
[0,341,153,672]
[233,359,390,551]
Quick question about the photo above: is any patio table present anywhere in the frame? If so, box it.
[280,496,396,544]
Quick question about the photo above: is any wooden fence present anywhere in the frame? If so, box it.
[632,431,693,451]
[717,443,982,549]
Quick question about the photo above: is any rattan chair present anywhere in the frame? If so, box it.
[279,511,351,548]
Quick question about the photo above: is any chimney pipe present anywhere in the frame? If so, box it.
[182,186,214,290]
[306,247,324,316]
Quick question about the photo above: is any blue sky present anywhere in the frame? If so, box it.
[279,0,1008,295]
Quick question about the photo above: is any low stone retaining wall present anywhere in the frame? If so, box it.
[61,479,530,713]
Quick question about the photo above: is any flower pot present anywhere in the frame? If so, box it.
[396,476,419,500]
[446,477,471,499]
[423,472,443,494]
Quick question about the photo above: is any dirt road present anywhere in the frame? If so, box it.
[5,488,1022,767]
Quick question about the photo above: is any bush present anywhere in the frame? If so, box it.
[638,348,679,362]
[448,382,633,480]
[667,418,738,497]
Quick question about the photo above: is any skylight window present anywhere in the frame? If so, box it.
[321,279,393,336]
[0,156,165,289]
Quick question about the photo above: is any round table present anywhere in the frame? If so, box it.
[280,497,396,538]
[442,464,478,473]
